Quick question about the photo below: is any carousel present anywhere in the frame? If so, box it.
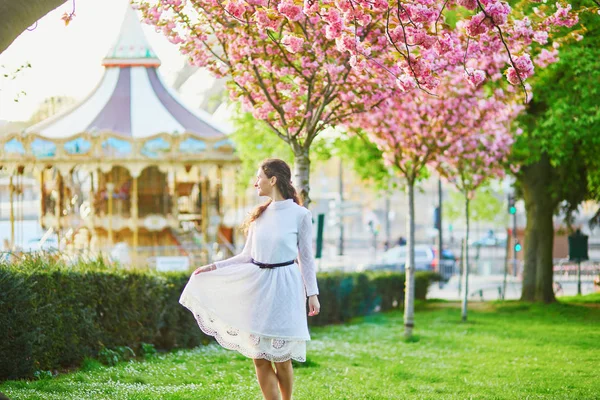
[0,6,239,268]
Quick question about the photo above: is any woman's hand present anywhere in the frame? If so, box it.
[193,263,216,275]
[308,295,320,316]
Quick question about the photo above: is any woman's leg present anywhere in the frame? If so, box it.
[274,360,294,400]
[253,358,280,400]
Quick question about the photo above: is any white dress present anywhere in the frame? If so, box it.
[179,199,319,362]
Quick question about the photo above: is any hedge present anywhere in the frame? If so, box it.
[0,255,439,380]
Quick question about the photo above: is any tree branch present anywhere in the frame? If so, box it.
[0,0,67,55]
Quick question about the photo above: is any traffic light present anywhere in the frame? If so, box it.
[508,194,517,215]
[514,241,522,253]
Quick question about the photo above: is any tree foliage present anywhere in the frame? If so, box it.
[509,1,599,302]
[229,104,294,192]
[444,186,506,225]
[312,132,395,193]
[512,3,600,222]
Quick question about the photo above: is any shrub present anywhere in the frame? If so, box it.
[0,256,439,380]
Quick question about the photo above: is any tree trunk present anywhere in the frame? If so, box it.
[293,149,311,207]
[520,154,557,303]
[404,180,416,338]
[0,0,67,55]
[535,196,556,303]
[461,196,470,322]
[521,188,538,301]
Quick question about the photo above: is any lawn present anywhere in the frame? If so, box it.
[1,295,598,400]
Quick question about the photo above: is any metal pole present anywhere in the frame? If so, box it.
[577,260,581,295]
[512,209,517,277]
[338,158,344,256]
[502,228,510,300]
[438,178,443,276]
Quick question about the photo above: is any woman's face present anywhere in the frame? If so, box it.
[254,168,274,197]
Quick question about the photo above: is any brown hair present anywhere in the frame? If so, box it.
[241,158,302,233]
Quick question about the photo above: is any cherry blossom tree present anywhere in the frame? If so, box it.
[316,0,585,99]
[435,93,522,322]
[352,59,530,336]
[135,0,393,206]
[133,0,588,207]
[343,0,584,336]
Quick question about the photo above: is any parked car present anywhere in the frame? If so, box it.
[470,231,507,247]
[358,245,436,272]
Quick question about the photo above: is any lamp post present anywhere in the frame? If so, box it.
[508,194,518,277]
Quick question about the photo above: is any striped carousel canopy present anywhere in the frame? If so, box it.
[25,5,226,141]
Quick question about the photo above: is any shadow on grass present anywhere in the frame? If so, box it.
[292,358,319,368]
[422,298,451,303]
[402,334,421,343]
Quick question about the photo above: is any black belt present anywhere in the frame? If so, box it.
[251,258,295,269]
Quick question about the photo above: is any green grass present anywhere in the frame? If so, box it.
[2,296,599,400]
[558,292,600,304]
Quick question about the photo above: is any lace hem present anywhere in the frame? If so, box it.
[180,293,307,362]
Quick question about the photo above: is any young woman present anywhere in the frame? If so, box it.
[179,158,321,400]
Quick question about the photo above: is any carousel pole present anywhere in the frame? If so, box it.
[201,176,209,244]
[89,171,95,217]
[89,170,97,253]
[55,171,62,249]
[216,165,223,217]
[107,174,115,247]
[9,174,15,251]
[39,169,45,229]
[172,169,179,220]
[132,175,139,253]
[233,168,239,226]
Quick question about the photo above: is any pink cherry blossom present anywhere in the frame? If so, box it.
[466,12,492,37]
[549,2,579,27]
[505,53,535,85]
[533,31,549,44]
[350,64,523,193]
[534,48,559,67]
[224,0,246,20]
[135,0,394,164]
[281,35,304,53]
[277,0,303,22]
[457,0,478,10]
[135,0,582,154]
[486,1,511,26]
[465,69,486,87]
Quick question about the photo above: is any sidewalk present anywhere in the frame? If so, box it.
[428,274,597,301]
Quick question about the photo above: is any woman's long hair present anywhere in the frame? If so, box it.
[241,158,302,233]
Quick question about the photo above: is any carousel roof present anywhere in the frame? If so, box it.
[26,6,226,140]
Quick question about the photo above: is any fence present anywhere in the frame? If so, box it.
[553,259,600,281]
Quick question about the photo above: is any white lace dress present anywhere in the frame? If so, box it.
[179,199,319,362]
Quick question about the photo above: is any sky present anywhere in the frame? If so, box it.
[0,0,213,122]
